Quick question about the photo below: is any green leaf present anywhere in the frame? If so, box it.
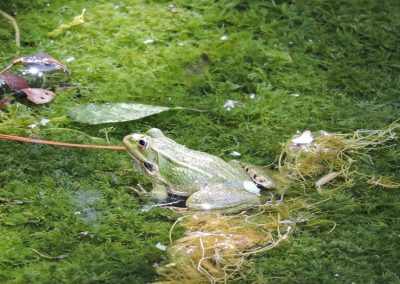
[68,103,171,124]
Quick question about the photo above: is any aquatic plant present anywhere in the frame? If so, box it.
[158,198,312,283]
[280,122,400,192]
[0,0,399,283]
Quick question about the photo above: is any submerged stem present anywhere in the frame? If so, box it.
[0,9,20,49]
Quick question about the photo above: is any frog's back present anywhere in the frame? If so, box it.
[152,136,249,181]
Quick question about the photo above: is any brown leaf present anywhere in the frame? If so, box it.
[0,72,29,90]
[12,53,69,73]
[0,98,11,109]
[21,88,56,104]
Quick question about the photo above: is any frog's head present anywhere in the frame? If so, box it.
[123,128,165,179]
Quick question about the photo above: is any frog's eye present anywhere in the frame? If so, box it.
[138,138,148,148]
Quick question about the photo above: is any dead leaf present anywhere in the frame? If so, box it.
[20,88,56,104]
[12,53,69,73]
[0,72,29,90]
[0,98,11,109]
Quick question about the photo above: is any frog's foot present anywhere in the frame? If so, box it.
[229,160,276,189]
[128,184,168,202]
[128,185,152,201]
[185,183,261,214]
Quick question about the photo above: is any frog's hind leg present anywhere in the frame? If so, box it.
[185,182,260,214]
[229,160,276,189]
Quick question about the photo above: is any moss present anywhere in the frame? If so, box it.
[0,0,399,283]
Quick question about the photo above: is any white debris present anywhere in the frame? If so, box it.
[65,56,75,62]
[220,34,229,41]
[74,211,82,215]
[223,100,239,111]
[291,92,300,97]
[156,242,167,251]
[169,4,178,13]
[165,263,176,268]
[28,123,37,129]
[320,130,329,136]
[243,181,260,195]
[40,118,50,126]
[291,130,313,145]
[143,38,155,44]
[230,151,241,157]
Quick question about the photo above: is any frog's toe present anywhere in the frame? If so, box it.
[186,187,260,214]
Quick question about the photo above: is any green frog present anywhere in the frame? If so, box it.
[123,128,275,213]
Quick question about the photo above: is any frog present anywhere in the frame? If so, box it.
[123,128,275,213]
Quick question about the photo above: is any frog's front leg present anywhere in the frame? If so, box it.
[185,182,261,214]
[130,182,168,202]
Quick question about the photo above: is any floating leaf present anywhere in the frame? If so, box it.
[12,53,69,73]
[68,103,171,124]
[21,88,56,104]
[0,72,29,90]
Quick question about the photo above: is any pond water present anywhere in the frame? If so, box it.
[0,1,399,283]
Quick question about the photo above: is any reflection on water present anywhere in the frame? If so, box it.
[73,189,103,224]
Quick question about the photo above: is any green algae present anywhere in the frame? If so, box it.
[0,0,399,283]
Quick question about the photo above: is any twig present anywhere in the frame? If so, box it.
[0,9,20,47]
[32,248,68,260]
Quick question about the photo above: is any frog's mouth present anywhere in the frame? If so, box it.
[126,151,157,176]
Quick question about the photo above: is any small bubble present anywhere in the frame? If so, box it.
[247,93,255,99]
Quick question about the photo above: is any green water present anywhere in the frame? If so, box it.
[0,0,399,283]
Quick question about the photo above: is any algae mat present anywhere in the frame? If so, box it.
[1,0,399,283]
